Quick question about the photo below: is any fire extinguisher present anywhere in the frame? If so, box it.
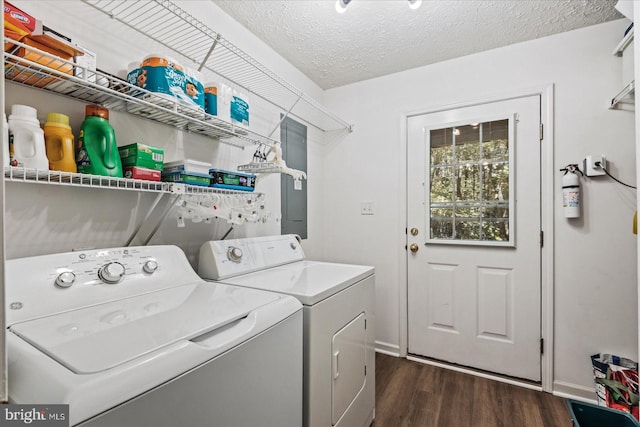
[561,164,583,218]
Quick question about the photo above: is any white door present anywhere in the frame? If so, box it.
[407,95,541,381]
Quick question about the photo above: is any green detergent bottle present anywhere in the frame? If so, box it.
[76,105,123,177]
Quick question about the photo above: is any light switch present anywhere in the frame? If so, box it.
[360,202,374,215]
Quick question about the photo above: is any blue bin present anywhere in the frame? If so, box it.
[567,399,639,427]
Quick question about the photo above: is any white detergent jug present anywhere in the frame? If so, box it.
[3,113,9,167]
[8,104,48,170]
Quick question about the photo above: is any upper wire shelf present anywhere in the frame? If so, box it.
[3,38,278,149]
[81,0,353,133]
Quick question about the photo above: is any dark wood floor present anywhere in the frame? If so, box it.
[373,353,571,427]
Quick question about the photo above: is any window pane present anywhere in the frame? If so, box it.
[455,220,480,240]
[482,162,509,201]
[431,219,453,239]
[430,166,453,203]
[428,117,512,245]
[454,125,479,163]
[456,164,480,202]
[481,219,509,241]
[431,128,452,165]
[455,206,480,218]
[482,119,509,161]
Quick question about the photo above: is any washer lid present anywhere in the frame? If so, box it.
[219,261,374,305]
[9,282,280,374]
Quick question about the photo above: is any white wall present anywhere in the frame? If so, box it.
[5,0,637,397]
[322,20,637,394]
[5,0,327,263]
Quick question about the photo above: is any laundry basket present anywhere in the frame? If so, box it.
[567,399,640,427]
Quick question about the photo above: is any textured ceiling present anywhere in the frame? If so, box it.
[213,0,625,89]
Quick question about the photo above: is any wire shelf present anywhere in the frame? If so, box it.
[81,0,353,133]
[4,38,279,149]
[5,167,168,191]
[4,167,264,197]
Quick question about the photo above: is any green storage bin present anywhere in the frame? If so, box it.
[567,399,639,427]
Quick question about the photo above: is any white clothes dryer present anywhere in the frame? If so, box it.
[199,234,375,427]
[6,245,303,427]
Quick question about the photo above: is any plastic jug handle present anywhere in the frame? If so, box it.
[102,129,117,169]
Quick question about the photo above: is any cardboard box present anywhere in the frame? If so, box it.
[4,2,36,33]
[5,36,73,88]
[119,143,164,171]
[124,166,161,182]
[209,168,256,192]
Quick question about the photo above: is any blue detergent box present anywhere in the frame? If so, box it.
[209,168,256,192]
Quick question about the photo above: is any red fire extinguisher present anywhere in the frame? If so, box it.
[561,164,583,218]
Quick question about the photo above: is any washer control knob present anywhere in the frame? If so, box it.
[55,271,76,288]
[290,242,297,250]
[227,246,243,263]
[143,259,159,274]
[98,262,126,284]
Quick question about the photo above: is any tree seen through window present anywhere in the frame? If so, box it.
[429,119,510,242]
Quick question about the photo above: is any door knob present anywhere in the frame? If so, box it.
[410,243,419,253]
[410,228,419,236]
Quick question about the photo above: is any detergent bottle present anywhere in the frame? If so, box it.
[44,112,76,173]
[76,105,123,177]
[8,104,48,170]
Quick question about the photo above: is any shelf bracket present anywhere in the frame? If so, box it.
[221,226,234,240]
[141,194,183,246]
[125,192,166,247]
[198,33,221,73]
[268,95,303,138]
[610,80,635,110]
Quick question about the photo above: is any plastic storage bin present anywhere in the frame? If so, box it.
[567,399,640,427]
[164,159,211,176]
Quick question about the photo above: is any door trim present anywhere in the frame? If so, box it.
[397,84,555,392]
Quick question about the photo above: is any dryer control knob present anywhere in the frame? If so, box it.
[227,247,243,263]
[55,271,76,288]
[143,259,159,274]
[98,262,126,284]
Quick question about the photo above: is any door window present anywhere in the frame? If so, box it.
[428,118,514,245]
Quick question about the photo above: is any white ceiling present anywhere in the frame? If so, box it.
[213,0,625,90]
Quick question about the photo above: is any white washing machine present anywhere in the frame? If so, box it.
[198,234,375,427]
[6,245,303,427]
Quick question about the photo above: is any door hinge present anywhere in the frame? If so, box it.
[540,230,544,247]
[540,338,544,354]
[539,123,544,141]
[365,319,367,330]
[365,365,367,376]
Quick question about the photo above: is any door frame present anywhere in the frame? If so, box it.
[397,84,555,392]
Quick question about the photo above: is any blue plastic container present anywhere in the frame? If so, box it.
[567,399,639,427]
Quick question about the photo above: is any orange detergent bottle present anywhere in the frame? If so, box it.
[44,112,76,173]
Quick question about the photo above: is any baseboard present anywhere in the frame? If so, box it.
[375,341,400,357]
[553,381,598,403]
